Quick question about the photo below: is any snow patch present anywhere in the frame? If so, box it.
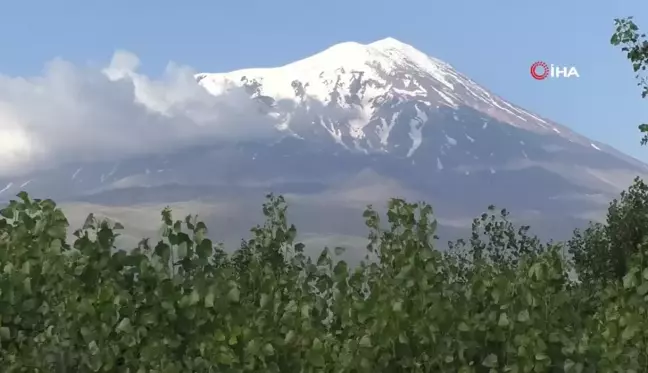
[0,182,12,195]
[406,105,428,157]
[71,167,82,180]
[319,116,347,148]
[445,134,457,146]
[377,113,399,146]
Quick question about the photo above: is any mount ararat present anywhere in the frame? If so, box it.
[0,38,644,252]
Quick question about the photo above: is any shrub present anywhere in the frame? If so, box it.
[2,190,648,371]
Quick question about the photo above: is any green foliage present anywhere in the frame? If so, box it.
[1,186,648,372]
[448,205,548,269]
[611,17,648,144]
[569,178,648,285]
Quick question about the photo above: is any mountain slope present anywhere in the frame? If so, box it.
[0,37,645,242]
[193,37,646,194]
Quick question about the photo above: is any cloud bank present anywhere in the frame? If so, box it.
[0,51,281,177]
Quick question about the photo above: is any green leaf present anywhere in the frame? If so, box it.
[214,331,226,342]
[359,335,372,348]
[564,359,575,372]
[197,238,212,258]
[623,272,637,289]
[284,330,296,344]
[188,289,200,305]
[0,207,13,219]
[204,292,215,308]
[216,349,236,365]
[498,313,509,327]
[0,327,10,340]
[116,318,133,334]
[260,293,270,308]
[263,343,275,356]
[622,324,639,341]
[46,225,67,239]
[227,287,240,303]
[482,353,498,368]
[83,213,95,229]
[637,282,648,296]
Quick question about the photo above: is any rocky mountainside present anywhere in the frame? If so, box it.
[0,37,645,243]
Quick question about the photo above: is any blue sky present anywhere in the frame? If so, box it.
[2,0,648,161]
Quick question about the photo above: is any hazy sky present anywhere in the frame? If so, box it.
[1,0,648,164]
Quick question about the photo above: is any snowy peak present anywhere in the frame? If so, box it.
[195,37,600,158]
[368,37,452,69]
[195,37,450,99]
[306,37,443,72]
[293,40,389,72]
[369,37,411,50]
[194,37,479,110]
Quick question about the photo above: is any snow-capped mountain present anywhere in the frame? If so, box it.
[195,37,624,157]
[0,37,646,241]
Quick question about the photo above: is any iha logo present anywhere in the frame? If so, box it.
[530,61,580,80]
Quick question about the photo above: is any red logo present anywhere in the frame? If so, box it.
[530,61,549,80]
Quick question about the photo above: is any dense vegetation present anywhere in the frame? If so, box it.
[1,180,648,372]
[2,18,648,372]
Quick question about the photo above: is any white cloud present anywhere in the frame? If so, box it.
[0,51,281,177]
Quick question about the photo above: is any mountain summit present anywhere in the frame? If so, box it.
[0,38,645,242]
[195,38,631,159]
